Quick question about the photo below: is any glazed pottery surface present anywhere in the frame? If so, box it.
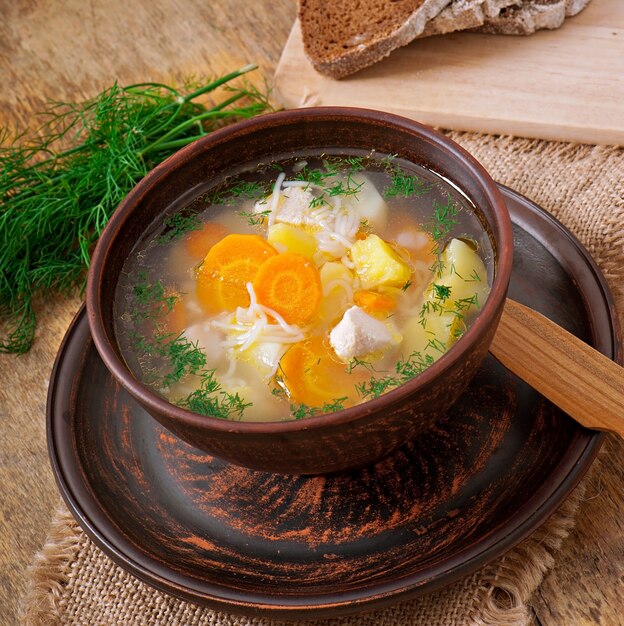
[86,108,512,473]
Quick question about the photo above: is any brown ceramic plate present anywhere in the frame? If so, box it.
[47,186,620,619]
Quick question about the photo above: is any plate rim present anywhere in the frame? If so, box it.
[47,184,621,618]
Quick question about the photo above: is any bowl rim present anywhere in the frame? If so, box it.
[86,106,513,435]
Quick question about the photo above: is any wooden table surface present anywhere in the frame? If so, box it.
[0,1,622,624]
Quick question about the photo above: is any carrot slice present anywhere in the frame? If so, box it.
[252,253,322,325]
[353,290,397,317]
[278,336,365,408]
[197,234,277,313]
[184,222,228,260]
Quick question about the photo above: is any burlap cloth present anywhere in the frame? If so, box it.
[21,133,624,626]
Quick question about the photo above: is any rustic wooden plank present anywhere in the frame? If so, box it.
[275,0,624,145]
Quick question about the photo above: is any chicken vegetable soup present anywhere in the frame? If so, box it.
[114,152,492,421]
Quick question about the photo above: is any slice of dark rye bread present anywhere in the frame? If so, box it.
[298,0,456,79]
[299,0,592,79]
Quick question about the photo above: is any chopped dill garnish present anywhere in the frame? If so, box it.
[418,300,445,328]
[343,156,365,171]
[326,177,363,198]
[355,351,435,399]
[454,294,479,312]
[452,322,467,339]
[271,386,287,399]
[425,338,446,354]
[210,180,271,205]
[309,194,328,209]
[298,162,337,187]
[430,194,459,244]
[346,357,377,374]
[127,272,249,418]
[153,332,207,387]
[294,157,367,209]
[384,171,430,199]
[128,329,154,356]
[396,351,435,378]
[291,403,318,420]
[432,283,452,302]
[467,269,481,282]
[355,375,400,400]
[290,397,349,419]
[450,263,464,279]
[401,280,412,292]
[430,257,446,280]
[177,369,251,419]
[322,397,349,412]
[131,272,179,322]
[239,209,271,226]
[156,212,201,243]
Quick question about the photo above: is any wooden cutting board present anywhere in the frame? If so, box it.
[274,0,624,145]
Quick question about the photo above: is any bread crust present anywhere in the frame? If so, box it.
[298,0,452,79]
[476,0,591,35]
[419,0,517,37]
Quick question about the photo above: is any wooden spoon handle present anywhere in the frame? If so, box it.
[489,298,624,437]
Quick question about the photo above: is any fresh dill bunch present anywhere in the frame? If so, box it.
[0,64,272,353]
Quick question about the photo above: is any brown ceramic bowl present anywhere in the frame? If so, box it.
[86,107,513,474]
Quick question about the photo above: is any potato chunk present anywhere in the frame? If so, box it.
[343,173,388,231]
[350,234,411,290]
[402,239,488,360]
[268,223,317,258]
[430,238,489,312]
[401,312,462,363]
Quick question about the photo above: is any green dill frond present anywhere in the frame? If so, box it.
[383,170,430,199]
[177,369,251,419]
[429,194,459,243]
[239,209,271,226]
[353,349,438,400]
[155,332,207,387]
[432,283,452,302]
[157,212,202,243]
[0,65,272,353]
